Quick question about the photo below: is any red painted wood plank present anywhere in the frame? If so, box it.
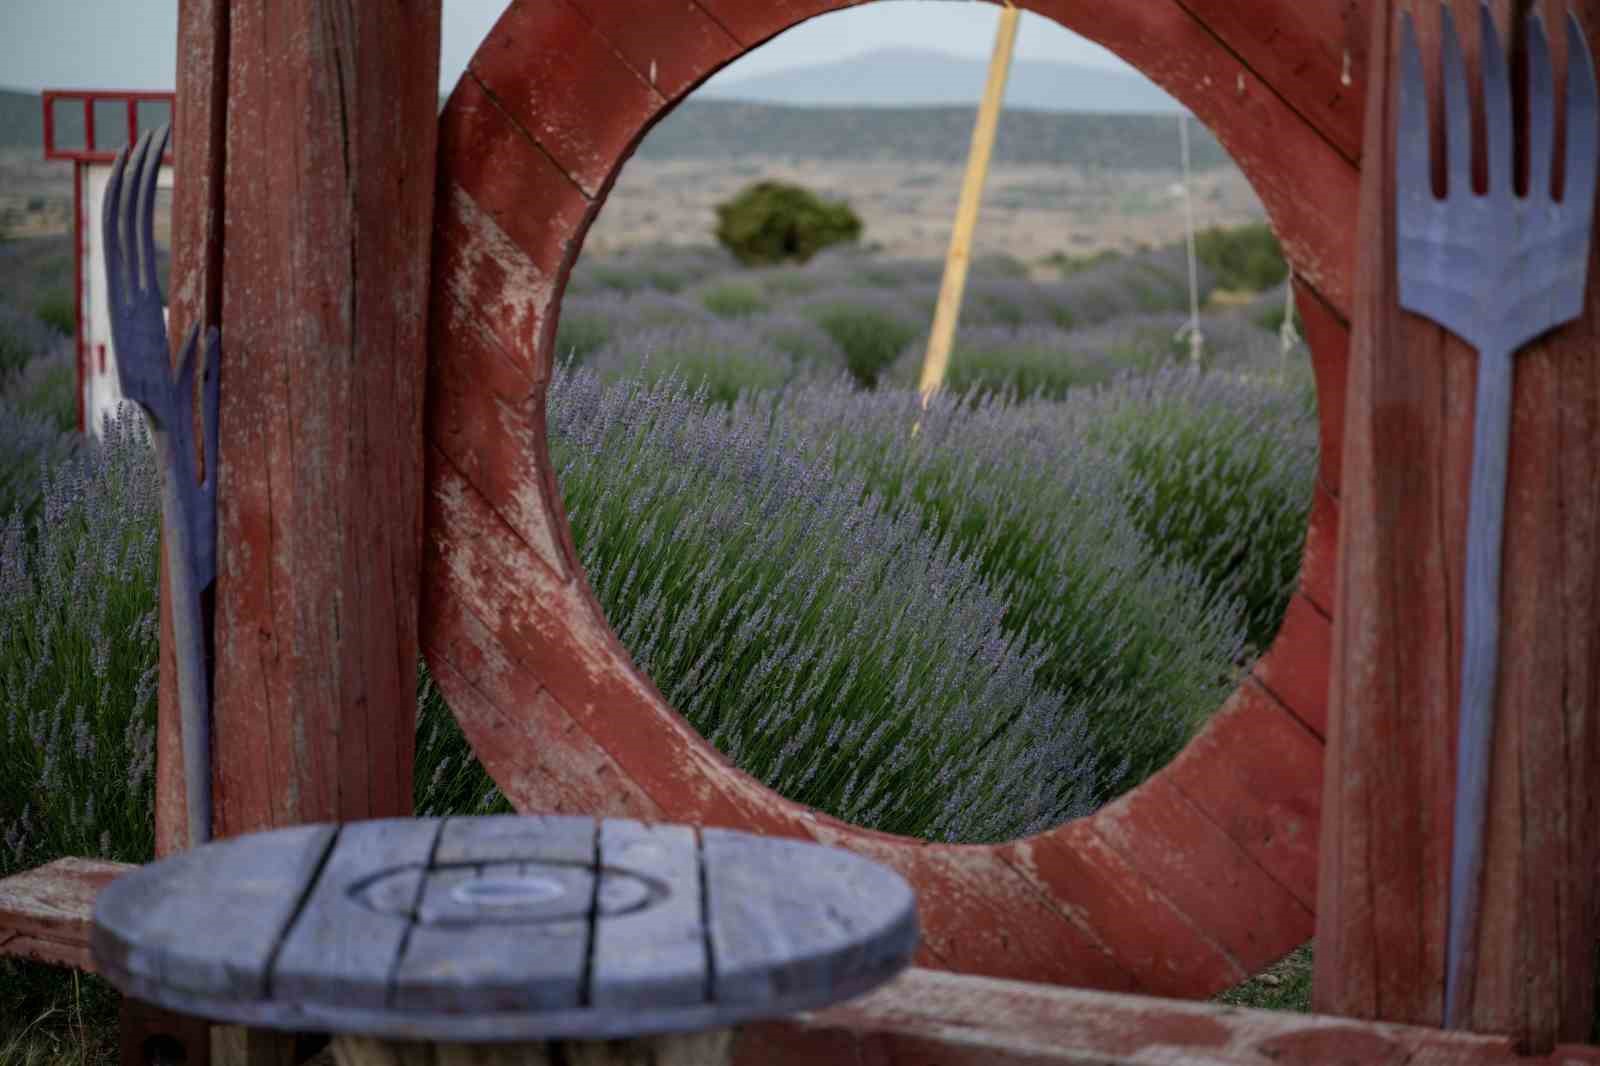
[999,821,1239,998]
[1172,0,1370,163]
[734,967,1600,1066]
[159,0,229,860]
[1298,276,1351,497]
[569,0,742,102]
[468,0,665,198]
[1020,0,1359,316]
[0,858,132,946]
[0,935,93,974]
[1251,593,1333,739]
[1300,483,1340,616]
[690,0,865,47]
[1091,774,1314,981]
[211,1,439,836]
[1163,679,1324,909]
[1316,1,1600,1045]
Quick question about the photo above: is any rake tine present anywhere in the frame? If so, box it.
[1527,13,1556,200]
[137,124,170,298]
[119,131,150,308]
[1399,11,1434,201]
[1564,11,1599,210]
[1479,3,1513,199]
[1442,6,1474,195]
[101,142,130,314]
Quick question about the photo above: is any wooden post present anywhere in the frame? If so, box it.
[917,3,1020,400]
[1314,0,1600,1049]
[158,1,440,1061]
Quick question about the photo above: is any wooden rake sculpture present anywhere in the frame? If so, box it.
[1394,2,1597,1029]
[103,124,219,848]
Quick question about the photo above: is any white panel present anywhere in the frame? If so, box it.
[81,162,174,439]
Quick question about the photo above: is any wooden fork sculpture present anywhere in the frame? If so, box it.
[103,124,220,848]
[1394,3,1597,1028]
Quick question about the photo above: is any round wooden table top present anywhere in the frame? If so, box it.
[90,815,919,1042]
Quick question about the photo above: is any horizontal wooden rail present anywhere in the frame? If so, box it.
[7,858,1598,1064]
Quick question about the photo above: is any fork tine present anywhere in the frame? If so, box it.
[1564,12,1599,211]
[1527,14,1556,199]
[138,124,171,299]
[1442,6,1474,196]
[1479,2,1513,198]
[1398,11,1434,201]
[119,131,150,303]
[102,143,130,314]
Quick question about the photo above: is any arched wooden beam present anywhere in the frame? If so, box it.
[422,0,1357,996]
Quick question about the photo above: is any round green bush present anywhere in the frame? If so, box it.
[714,181,863,267]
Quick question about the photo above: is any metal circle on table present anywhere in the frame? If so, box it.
[90,815,919,1042]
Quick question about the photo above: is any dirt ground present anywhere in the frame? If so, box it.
[2,147,1265,276]
[583,156,1266,271]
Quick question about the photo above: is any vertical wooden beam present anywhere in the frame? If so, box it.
[1315,0,1600,1049]
[210,0,439,835]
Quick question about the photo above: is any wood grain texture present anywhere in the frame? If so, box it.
[420,0,1351,998]
[158,0,229,862]
[592,821,705,1010]
[1314,0,1600,1047]
[210,0,439,837]
[733,966,1600,1066]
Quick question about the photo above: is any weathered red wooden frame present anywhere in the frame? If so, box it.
[421,0,1359,999]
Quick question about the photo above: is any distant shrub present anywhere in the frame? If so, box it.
[715,181,863,267]
[1195,222,1287,293]
[33,290,74,337]
[588,320,788,405]
[700,281,769,319]
[796,289,921,388]
[0,407,161,878]
[885,325,1118,402]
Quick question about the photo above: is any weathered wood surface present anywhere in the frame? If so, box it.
[89,817,918,1042]
[330,1031,734,1066]
[733,966,1600,1065]
[421,0,1354,997]
[201,0,439,837]
[1315,0,1600,1049]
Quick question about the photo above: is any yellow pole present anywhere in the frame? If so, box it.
[917,3,1021,403]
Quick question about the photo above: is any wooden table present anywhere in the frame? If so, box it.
[90,815,918,1065]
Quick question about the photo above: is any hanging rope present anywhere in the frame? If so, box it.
[1278,266,1301,381]
[1175,111,1205,371]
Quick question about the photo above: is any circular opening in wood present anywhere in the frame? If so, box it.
[426,0,1351,996]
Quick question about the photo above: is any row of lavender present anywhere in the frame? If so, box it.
[0,244,1314,896]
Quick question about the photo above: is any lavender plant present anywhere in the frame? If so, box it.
[0,406,160,878]
[883,325,1121,401]
[5,335,77,434]
[548,365,1105,841]
[554,290,705,365]
[760,380,1251,798]
[587,320,790,405]
[794,288,922,387]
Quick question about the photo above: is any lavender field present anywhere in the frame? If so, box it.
[0,233,1318,1056]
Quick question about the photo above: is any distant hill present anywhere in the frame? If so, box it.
[0,88,46,150]
[636,100,1226,171]
[700,48,1181,114]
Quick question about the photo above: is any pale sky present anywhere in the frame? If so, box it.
[0,1,1134,96]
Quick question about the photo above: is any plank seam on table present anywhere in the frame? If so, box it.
[384,818,446,1010]
[462,70,597,213]
[1168,0,1361,169]
[988,849,1155,995]
[582,817,601,1007]
[261,826,340,999]
[695,827,716,1006]
[1165,681,1324,911]
[1086,805,1251,983]
[1250,646,1329,741]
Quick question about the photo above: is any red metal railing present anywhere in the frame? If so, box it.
[42,90,176,164]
